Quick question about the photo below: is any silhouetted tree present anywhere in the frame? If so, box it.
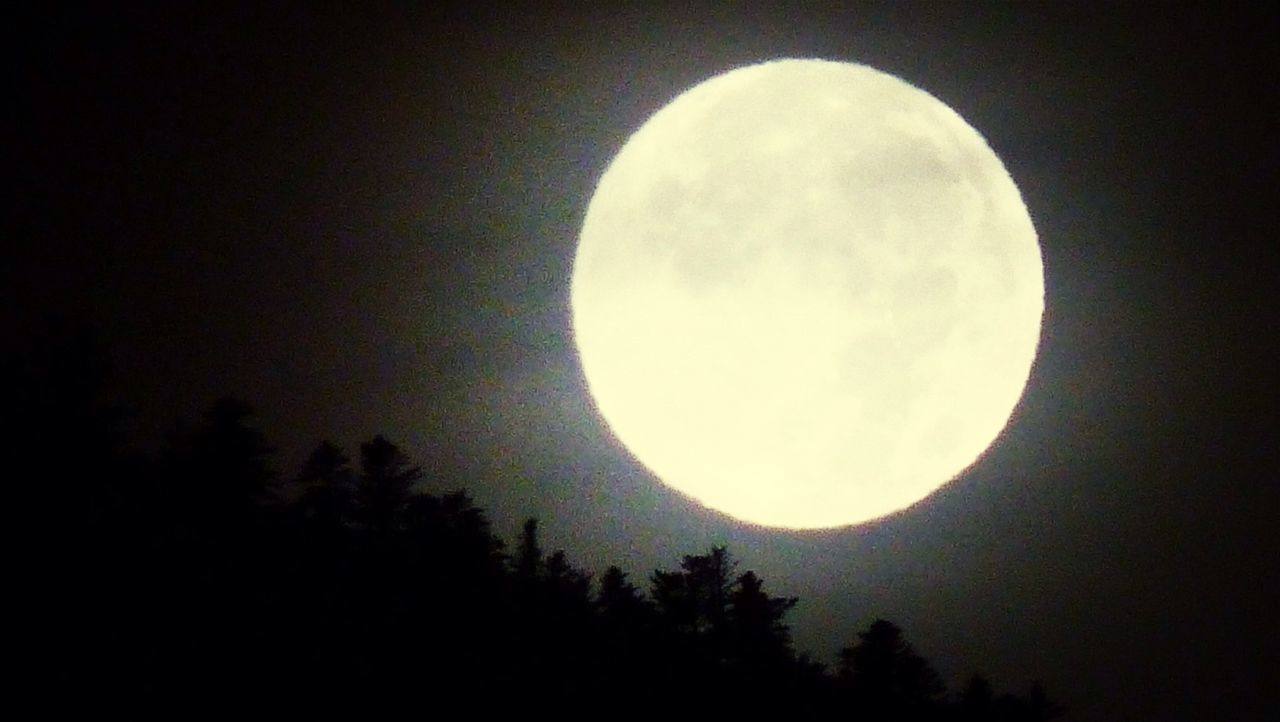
[727,569,799,669]
[545,549,592,605]
[354,435,420,534]
[177,397,278,527]
[388,489,511,691]
[403,489,505,575]
[652,545,736,643]
[838,619,946,720]
[294,441,355,530]
[959,674,996,721]
[988,682,1065,722]
[597,565,653,628]
[514,517,543,586]
[1026,682,1064,721]
[12,332,1067,713]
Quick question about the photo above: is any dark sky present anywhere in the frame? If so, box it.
[11,3,1278,719]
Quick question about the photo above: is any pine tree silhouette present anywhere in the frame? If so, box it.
[354,435,420,534]
[16,331,1067,715]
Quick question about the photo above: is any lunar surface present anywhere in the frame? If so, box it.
[571,59,1043,529]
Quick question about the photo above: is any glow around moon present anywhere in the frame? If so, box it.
[571,59,1043,529]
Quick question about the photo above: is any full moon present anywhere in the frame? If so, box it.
[571,59,1043,529]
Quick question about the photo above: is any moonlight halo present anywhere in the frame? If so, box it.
[572,59,1043,529]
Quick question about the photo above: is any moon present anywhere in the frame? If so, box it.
[571,59,1043,529]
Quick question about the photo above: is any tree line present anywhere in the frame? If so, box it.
[16,329,1060,718]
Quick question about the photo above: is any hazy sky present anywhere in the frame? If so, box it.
[11,4,1277,720]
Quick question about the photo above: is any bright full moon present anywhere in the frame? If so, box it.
[571,59,1043,529]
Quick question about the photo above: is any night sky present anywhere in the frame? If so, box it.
[12,3,1278,719]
